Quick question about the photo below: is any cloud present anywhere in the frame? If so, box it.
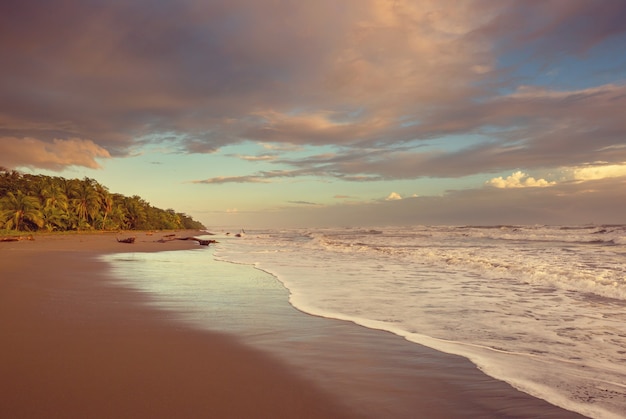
[246,176,626,228]
[0,137,110,170]
[486,171,556,188]
[0,2,509,150]
[193,136,626,187]
[1,0,625,179]
[191,169,310,184]
[287,200,320,206]
[260,143,303,152]
[232,154,278,162]
[190,175,271,184]
[480,0,626,57]
[385,192,403,200]
[571,163,626,181]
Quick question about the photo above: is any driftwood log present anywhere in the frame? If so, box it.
[177,236,218,246]
[1,235,34,242]
[0,237,19,242]
[116,237,136,244]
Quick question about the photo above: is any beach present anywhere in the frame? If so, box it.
[0,232,585,418]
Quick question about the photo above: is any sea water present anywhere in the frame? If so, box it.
[213,225,626,419]
[105,225,626,419]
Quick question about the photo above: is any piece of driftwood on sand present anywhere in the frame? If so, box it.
[154,234,216,246]
[1,235,34,242]
[116,237,136,244]
[177,236,218,246]
[0,237,19,242]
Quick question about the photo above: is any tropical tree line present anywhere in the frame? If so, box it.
[0,168,205,232]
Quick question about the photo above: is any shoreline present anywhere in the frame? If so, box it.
[0,232,357,418]
[1,232,585,418]
[115,244,587,418]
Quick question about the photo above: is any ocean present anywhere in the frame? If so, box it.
[103,225,626,419]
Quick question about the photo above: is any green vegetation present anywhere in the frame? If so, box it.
[0,168,205,232]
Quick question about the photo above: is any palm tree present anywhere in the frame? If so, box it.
[104,193,127,230]
[94,184,113,230]
[0,190,44,231]
[0,168,24,196]
[31,178,70,231]
[70,178,102,229]
[43,181,69,213]
[123,196,147,230]
[58,177,79,200]
[164,209,182,229]
[0,171,204,232]
[41,207,68,232]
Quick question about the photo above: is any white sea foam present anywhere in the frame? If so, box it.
[214,225,626,419]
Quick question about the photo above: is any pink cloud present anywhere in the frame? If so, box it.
[0,138,110,170]
[1,0,625,177]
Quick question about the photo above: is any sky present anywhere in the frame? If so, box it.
[1,0,626,228]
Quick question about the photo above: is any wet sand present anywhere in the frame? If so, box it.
[0,232,356,418]
[0,232,585,418]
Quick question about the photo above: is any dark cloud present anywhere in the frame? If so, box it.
[1,0,625,178]
[1,0,345,156]
[479,0,626,57]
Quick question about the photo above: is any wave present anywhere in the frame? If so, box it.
[214,227,626,419]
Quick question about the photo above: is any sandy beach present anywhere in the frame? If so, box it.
[0,232,585,418]
[0,232,357,418]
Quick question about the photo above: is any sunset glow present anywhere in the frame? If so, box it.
[2,0,625,227]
